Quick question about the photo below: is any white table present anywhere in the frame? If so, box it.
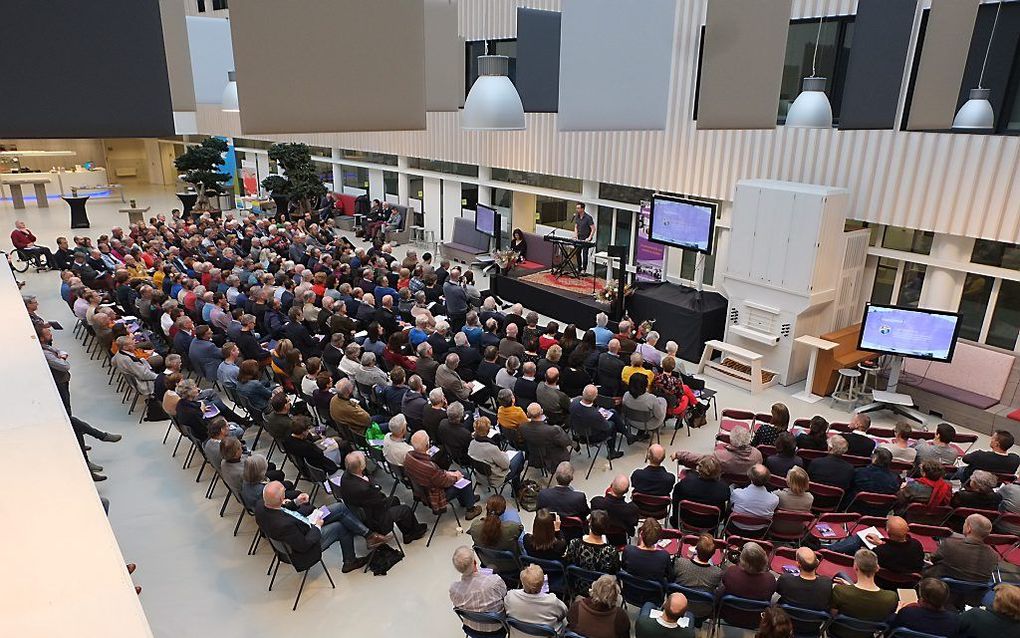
[791,335,839,404]
[119,206,150,225]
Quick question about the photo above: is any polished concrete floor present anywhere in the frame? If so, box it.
[2,184,991,637]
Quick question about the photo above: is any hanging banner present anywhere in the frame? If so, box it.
[635,200,665,282]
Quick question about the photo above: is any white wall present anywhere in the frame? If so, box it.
[442,179,463,242]
[186,16,234,104]
[422,177,443,240]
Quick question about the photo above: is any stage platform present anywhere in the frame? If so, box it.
[491,272,728,363]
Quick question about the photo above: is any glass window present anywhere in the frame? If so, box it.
[896,263,926,308]
[212,0,227,9]
[307,145,331,158]
[312,160,333,185]
[958,273,995,341]
[598,183,656,205]
[341,166,368,190]
[881,227,934,255]
[492,188,512,210]
[490,168,583,193]
[407,157,478,178]
[679,251,697,281]
[383,171,398,197]
[461,184,478,211]
[340,150,398,166]
[466,39,517,99]
[614,209,634,249]
[197,0,206,11]
[408,177,423,201]
[536,195,573,230]
[972,239,1020,270]
[987,279,1020,350]
[779,18,854,123]
[594,207,614,278]
[870,257,899,305]
[843,219,882,246]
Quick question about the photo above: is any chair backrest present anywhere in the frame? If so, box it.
[721,472,751,488]
[902,503,954,526]
[505,618,558,638]
[725,535,774,560]
[717,595,772,629]
[518,555,566,592]
[265,535,298,567]
[677,500,723,533]
[779,603,832,637]
[876,568,921,590]
[632,492,671,518]
[725,513,772,535]
[808,482,845,513]
[887,629,948,638]
[474,545,520,574]
[945,507,1001,533]
[565,565,606,597]
[622,404,655,429]
[559,515,587,540]
[666,582,716,607]
[618,569,666,608]
[769,510,817,540]
[827,614,888,637]
[846,491,897,515]
[453,608,507,638]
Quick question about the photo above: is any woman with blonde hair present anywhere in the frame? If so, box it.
[959,583,1020,635]
[771,466,814,537]
[567,574,630,638]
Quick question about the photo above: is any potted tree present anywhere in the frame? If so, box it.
[263,143,327,220]
[174,137,232,215]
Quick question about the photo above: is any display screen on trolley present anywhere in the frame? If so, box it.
[475,204,497,237]
[857,303,962,363]
[648,194,717,254]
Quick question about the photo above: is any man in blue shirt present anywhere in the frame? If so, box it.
[591,312,613,348]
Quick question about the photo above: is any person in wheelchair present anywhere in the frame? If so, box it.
[10,220,54,269]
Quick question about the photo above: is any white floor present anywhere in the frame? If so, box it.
[1,184,990,637]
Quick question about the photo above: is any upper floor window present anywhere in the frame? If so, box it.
[972,239,1020,270]
[465,39,517,99]
[491,167,582,193]
[408,157,478,178]
[881,226,933,255]
[779,17,855,124]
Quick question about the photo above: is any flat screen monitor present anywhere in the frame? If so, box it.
[856,303,962,363]
[475,203,497,237]
[648,194,717,254]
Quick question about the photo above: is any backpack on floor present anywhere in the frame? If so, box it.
[368,544,403,576]
[518,479,541,512]
[686,402,708,429]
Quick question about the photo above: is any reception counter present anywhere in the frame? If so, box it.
[1,167,111,199]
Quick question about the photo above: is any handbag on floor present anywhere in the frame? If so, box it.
[367,544,403,575]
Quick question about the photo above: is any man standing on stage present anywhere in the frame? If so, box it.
[573,203,595,273]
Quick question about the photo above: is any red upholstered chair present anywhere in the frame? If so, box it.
[902,503,954,526]
[944,507,1001,533]
[767,510,817,544]
[907,523,953,555]
[719,409,754,434]
[808,482,845,514]
[845,492,897,516]
[675,500,723,536]
[810,512,859,543]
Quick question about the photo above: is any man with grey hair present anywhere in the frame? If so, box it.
[329,377,372,435]
[505,564,568,634]
[339,342,362,378]
[479,296,505,330]
[450,331,482,377]
[926,513,999,583]
[404,431,480,517]
[672,424,761,476]
[338,450,428,544]
[569,384,625,460]
[415,341,439,387]
[428,319,452,358]
[499,322,526,360]
[591,311,613,348]
[449,546,506,634]
[806,433,855,493]
[111,335,158,395]
[383,415,414,467]
[443,267,469,331]
[614,319,637,356]
[401,375,428,432]
[354,351,388,388]
[521,401,574,473]
[423,387,449,439]
[436,352,473,403]
[537,461,589,518]
[635,330,662,368]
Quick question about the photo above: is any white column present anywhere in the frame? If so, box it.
[397,156,410,206]
[478,165,492,206]
[423,177,442,240]
[919,233,974,311]
[367,169,384,201]
[442,179,463,242]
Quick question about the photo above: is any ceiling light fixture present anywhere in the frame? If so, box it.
[221,71,239,113]
[462,54,524,131]
[785,16,833,129]
[953,0,1003,130]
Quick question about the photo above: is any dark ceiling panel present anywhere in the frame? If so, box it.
[516,8,561,113]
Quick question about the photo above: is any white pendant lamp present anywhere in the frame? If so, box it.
[786,16,832,129]
[462,55,524,131]
[221,71,239,113]
[953,0,1003,130]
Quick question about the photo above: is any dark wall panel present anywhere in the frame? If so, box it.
[0,1,174,138]
[516,8,561,113]
[956,3,1020,125]
[839,0,917,130]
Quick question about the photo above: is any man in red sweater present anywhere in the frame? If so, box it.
[10,220,54,269]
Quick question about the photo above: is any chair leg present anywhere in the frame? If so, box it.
[425,512,444,547]
[219,491,231,517]
[248,529,262,555]
[172,432,183,457]
[292,570,310,611]
[320,560,336,588]
[268,558,280,589]
[183,443,196,469]
[162,421,173,444]
[196,459,208,482]
[206,473,220,499]
[233,508,245,536]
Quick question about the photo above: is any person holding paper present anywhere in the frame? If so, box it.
[829,549,898,638]
[569,385,626,461]
[254,481,385,574]
[469,417,525,495]
[634,593,694,638]
[403,430,482,520]
[827,516,924,579]
[892,578,960,638]
[504,564,569,638]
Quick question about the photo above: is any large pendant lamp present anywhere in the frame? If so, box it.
[221,71,239,113]
[953,0,1003,130]
[786,16,832,129]
[462,54,525,131]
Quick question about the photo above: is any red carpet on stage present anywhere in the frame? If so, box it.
[519,271,606,295]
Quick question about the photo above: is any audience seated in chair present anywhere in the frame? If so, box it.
[567,574,630,638]
[522,508,567,561]
[673,533,723,620]
[404,430,482,520]
[806,434,855,494]
[520,402,574,474]
[751,402,789,447]
[469,416,525,495]
[622,518,672,582]
[563,510,621,574]
[828,515,924,577]
[892,578,960,638]
[450,545,508,637]
[729,464,779,533]
[590,474,641,543]
[776,547,832,612]
[469,495,524,574]
[537,462,591,519]
[924,513,999,583]
[673,424,761,476]
[630,444,676,496]
[717,542,776,627]
[829,549,898,638]
[504,564,568,637]
[338,450,428,545]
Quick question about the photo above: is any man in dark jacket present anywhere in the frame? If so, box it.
[283,307,322,358]
[806,434,856,494]
[536,462,590,518]
[520,404,574,472]
[255,481,381,573]
[596,339,626,397]
[188,325,224,381]
[338,451,427,543]
[590,474,641,543]
[630,444,676,496]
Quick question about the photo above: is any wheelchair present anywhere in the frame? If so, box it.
[10,248,46,273]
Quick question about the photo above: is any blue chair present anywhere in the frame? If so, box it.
[714,595,772,633]
[618,569,666,609]
[453,608,507,638]
[666,583,716,626]
[888,629,951,638]
[474,546,522,585]
[778,604,832,638]
[941,577,994,608]
[519,554,567,595]
[506,618,560,637]
[566,565,607,601]
[826,615,888,638]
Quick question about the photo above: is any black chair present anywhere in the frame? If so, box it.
[264,536,335,611]
[408,476,462,547]
[453,608,507,638]
[519,555,567,595]
[618,569,666,609]
[474,545,522,587]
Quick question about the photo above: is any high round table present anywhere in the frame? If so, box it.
[63,195,91,229]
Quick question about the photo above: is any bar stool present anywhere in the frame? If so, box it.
[831,368,861,411]
[857,361,880,404]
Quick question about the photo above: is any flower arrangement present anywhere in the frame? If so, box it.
[594,284,634,305]
[492,248,520,271]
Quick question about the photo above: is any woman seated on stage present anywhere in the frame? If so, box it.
[510,228,528,262]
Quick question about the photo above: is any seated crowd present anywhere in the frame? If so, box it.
[30,211,1020,636]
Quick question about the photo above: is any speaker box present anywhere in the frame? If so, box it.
[608,244,628,319]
